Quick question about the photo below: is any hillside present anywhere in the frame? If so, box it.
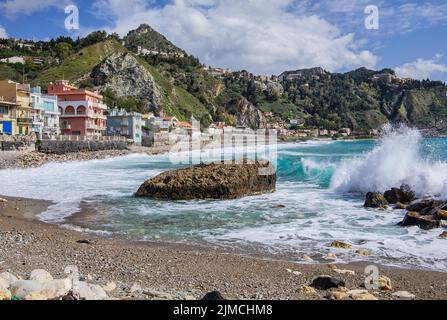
[1,26,447,131]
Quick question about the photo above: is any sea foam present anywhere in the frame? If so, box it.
[331,125,447,199]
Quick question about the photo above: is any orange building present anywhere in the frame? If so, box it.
[47,80,107,136]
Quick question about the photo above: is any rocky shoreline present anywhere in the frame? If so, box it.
[1,196,447,300]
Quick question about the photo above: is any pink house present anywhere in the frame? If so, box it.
[47,80,107,136]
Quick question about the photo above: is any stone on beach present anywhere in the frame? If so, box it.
[364,192,388,209]
[0,198,8,203]
[0,287,12,300]
[394,202,407,210]
[439,231,447,239]
[135,161,276,200]
[77,282,108,300]
[333,269,356,276]
[435,209,447,220]
[375,276,392,291]
[297,286,316,294]
[311,276,345,290]
[10,279,71,300]
[324,253,337,260]
[406,199,442,214]
[0,272,19,288]
[331,241,352,249]
[202,291,226,300]
[29,269,54,282]
[102,282,117,293]
[355,248,372,256]
[392,291,416,299]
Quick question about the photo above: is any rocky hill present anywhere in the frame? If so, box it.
[1,25,447,131]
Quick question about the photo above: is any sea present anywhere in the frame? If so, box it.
[1,125,447,271]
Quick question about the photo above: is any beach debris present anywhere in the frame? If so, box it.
[399,212,441,230]
[102,281,117,293]
[394,202,407,210]
[0,288,12,300]
[285,268,302,276]
[331,241,352,249]
[297,286,316,294]
[392,291,416,299]
[311,276,345,290]
[364,192,388,209]
[384,185,416,204]
[202,291,226,300]
[29,269,53,282]
[355,248,372,256]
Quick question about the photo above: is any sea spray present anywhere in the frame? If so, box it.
[331,124,447,199]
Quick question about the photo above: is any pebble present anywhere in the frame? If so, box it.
[333,269,356,276]
[285,268,302,276]
[297,286,316,294]
[375,276,393,291]
[325,253,337,260]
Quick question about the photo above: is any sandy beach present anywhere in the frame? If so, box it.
[1,195,446,300]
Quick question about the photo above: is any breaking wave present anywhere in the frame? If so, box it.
[331,125,447,199]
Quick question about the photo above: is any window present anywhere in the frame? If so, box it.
[0,106,8,115]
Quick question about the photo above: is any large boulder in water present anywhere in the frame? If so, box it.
[399,212,441,230]
[135,161,276,200]
[364,192,388,209]
[384,185,416,204]
[406,199,443,214]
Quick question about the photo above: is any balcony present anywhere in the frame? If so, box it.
[17,117,33,124]
[31,102,44,110]
[61,123,72,130]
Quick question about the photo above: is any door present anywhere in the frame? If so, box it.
[2,121,12,135]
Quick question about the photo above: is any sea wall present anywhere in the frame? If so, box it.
[38,140,128,154]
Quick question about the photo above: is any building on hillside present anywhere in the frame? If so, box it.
[0,56,25,64]
[339,128,352,136]
[47,80,107,136]
[147,116,178,132]
[106,108,143,145]
[0,100,19,135]
[0,80,32,135]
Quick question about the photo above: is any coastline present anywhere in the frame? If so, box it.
[1,195,446,300]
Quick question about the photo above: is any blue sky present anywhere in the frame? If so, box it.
[1,0,447,80]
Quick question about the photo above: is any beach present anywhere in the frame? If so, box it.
[1,195,447,300]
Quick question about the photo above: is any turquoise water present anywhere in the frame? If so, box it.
[1,127,447,270]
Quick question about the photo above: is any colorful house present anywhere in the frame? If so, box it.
[30,86,45,136]
[0,80,32,135]
[0,100,18,135]
[106,108,143,145]
[41,95,60,137]
[47,80,107,136]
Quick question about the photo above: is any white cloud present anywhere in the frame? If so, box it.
[395,54,447,80]
[92,0,377,75]
[0,26,8,38]
[1,0,72,16]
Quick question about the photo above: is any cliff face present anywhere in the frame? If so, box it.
[90,52,162,109]
[224,98,267,129]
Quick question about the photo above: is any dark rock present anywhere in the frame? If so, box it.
[311,276,345,290]
[399,212,441,230]
[364,192,388,208]
[61,290,84,301]
[76,239,93,245]
[136,161,276,200]
[384,185,416,204]
[202,291,226,301]
[406,199,443,214]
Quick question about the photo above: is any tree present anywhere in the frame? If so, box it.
[55,42,73,60]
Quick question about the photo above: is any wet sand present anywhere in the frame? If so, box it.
[0,195,446,300]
